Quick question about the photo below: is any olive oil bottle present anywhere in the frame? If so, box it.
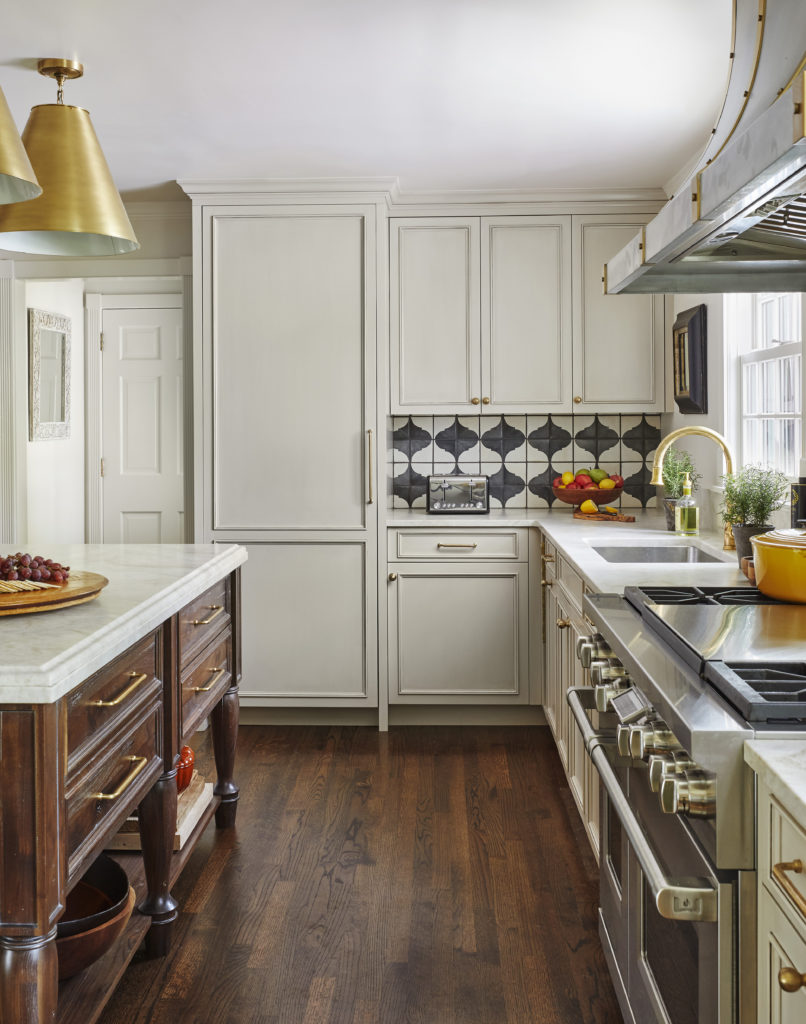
[675,472,699,536]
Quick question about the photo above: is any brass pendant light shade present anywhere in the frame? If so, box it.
[0,86,41,204]
[0,59,138,256]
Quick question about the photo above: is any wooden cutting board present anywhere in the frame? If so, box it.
[0,570,109,616]
[573,510,636,523]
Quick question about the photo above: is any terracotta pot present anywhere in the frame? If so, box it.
[751,529,806,603]
[731,524,772,566]
[176,745,195,792]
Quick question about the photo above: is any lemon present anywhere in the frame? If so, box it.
[561,471,574,485]
[579,499,598,514]
[599,478,616,490]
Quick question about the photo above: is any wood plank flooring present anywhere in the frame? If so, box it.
[97,726,622,1024]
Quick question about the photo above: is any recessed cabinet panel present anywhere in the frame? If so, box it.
[482,217,571,409]
[391,218,480,409]
[211,214,366,530]
[758,887,806,1024]
[239,541,373,704]
[388,563,528,703]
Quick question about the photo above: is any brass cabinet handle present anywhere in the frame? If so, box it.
[437,542,478,549]
[556,618,571,628]
[367,429,374,505]
[192,605,224,626]
[92,755,148,801]
[779,966,806,992]
[481,397,490,405]
[772,859,806,917]
[573,396,583,404]
[192,666,226,693]
[87,671,148,707]
[541,579,553,586]
[541,553,555,563]
[388,572,398,581]
[471,397,480,405]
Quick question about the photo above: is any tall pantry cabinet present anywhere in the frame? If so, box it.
[182,189,381,708]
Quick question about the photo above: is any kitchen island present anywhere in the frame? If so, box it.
[0,543,247,1024]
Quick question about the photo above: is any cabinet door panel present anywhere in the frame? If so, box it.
[390,218,480,411]
[758,887,806,1024]
[210,213,367,530]
[482,217,571,410]
[239,541,374,704]
[573,216,665,411]
[388,563,527,703]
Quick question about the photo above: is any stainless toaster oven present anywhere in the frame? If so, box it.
[427,475,489,513]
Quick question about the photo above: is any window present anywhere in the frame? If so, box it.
[726,293,803,476]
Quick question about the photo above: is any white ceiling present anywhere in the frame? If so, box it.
[1,0,733,202]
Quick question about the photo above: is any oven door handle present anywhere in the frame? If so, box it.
[567,687,718,924]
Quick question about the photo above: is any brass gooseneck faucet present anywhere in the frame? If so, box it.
[650,426,737,550]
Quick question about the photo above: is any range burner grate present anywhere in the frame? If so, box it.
[705,662,806,722]
[627,585,784,609]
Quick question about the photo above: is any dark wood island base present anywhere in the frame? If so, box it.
[0,554,244,1024]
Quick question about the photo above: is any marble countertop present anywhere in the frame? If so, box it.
[387,508,745,594]
[745,741,806,823]
[0,544,247,704]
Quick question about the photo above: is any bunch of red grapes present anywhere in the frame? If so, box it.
[0,553,70,584]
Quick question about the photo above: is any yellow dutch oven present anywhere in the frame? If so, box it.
[750,529,806,603]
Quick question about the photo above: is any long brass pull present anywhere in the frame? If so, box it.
[367,429,374,505]
[192,666,227,693]
[779,966,806,992]
[192,605,224,626]
[541,554,555,564]
[772,859,806,917]
[437,542,478,549]
[556,618,571,628]
[93,755,148,801]
[88,671,148,707]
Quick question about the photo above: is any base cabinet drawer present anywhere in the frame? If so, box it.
[759,887,806,1023]
[180,635,233,741]
[389,528,527,561]
[178,577,231,669]
[387,562,529,703]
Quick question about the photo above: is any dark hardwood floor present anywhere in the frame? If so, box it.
[98,725,622,1024]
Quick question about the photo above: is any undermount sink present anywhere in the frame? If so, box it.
[592,545,721,564]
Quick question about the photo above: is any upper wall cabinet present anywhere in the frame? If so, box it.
[390,216,572,414]
[390,213,666,415]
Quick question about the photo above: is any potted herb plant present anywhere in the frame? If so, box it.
[721,464,790,563]
[661,447,701,531]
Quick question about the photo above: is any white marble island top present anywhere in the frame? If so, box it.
[387,508,745,593]
[745,741,806,823]
[0,544,247,704]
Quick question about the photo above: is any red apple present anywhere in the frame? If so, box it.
[574,474,593,487]
[552,476,563,487]
[610,474,624,487]
[565,481,581,490]
[584,483,599,490]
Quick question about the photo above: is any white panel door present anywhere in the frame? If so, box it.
[102,306,184,543]
[390,218,481,412]
[572,215,666,412]
[387,563,528,704]
[481,216,572,410]
[211,214,367,531]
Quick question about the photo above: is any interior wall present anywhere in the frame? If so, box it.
[24,279,85,544]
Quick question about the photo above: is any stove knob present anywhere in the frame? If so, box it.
[590,660,628,686]
[660,769,715,818]
[576,635,615,669]
[629,723,682,761]
[617,724,633,759]
[648,752,694,793]
[594,681,631,712]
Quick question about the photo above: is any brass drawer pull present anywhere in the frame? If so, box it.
[772,859,806,917]
[541,554,555,564]
[92,755,148,801]
[191,604,224,626]
[437,542,478,549]
[88,671,148,707]
[778,966,806,992]
[556,618,571,629]
[191,666,226,693]
[541,579,553,587]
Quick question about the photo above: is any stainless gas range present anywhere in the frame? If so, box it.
[567,585,806,1024]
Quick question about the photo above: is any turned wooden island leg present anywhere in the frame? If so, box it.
[210,682,239,828]
[137,771,179,958]
[0,930,58,1024]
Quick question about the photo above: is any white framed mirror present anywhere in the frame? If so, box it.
[28,308,71,440]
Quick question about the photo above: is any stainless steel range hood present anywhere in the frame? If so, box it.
[607,0,806,294]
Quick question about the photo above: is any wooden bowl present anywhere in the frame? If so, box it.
[552,485,623,506]
[57,855,135,980]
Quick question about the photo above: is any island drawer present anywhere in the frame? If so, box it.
[180,634,233,741]
[389,529,527,561]
[67,632,160,773]
[762,788,806,925]
[178,577,231,669]
[65,700,162,877]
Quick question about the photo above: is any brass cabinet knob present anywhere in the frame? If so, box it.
[471,397,481,405]
[573,396,583,404]
[778,966,806,992]
[388,572,398,581]
[556,618,571,629]
[540,578,553,587]
[481,397,490,405]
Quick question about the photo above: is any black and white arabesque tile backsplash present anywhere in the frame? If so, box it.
[390,414,662,509]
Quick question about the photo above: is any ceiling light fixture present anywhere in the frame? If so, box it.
[0,86,41,204]
[0,58,138,256]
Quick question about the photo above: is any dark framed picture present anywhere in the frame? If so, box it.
[672,304,707,414]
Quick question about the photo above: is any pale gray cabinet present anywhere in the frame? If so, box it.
[390,215,572,414]
[192,200,378,707]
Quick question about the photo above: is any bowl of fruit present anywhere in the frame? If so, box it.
[552,468,624,505]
